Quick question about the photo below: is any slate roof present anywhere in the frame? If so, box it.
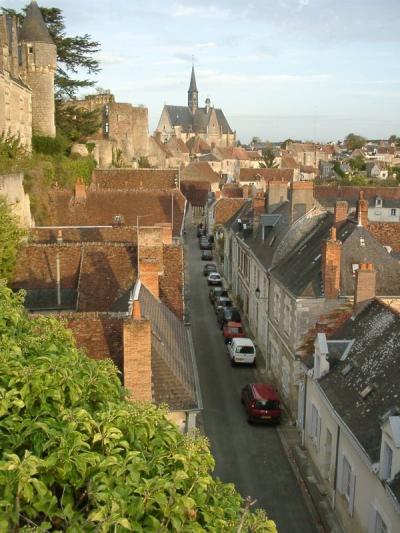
[318,300,400,463]
[139,284,201,411]
[188,66,197,92]
[46,189,186,238]
[19,1,54,44]
[164,105,233,135]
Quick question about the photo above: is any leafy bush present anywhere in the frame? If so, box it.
[32,135,69,156]
[0,285,276,532]
[0,198,26,280]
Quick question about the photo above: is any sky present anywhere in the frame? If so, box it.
[6,0,400,142]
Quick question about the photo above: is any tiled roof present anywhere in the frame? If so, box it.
[215,198,247,225]
[182,162,221,184]
[186,135,211,155]
[166,136,190,154]
[30,226,137,243]
[46,189,186,237]
[315,185,400,208]
[180,180,210,207]
[139,284,200,411]
[319,300,400,463]
[92,169,178,190]
[160,244,184,319]
[367,223,400,253]
[239,168,294,182]
[281,156,299,169]
[221,184,243,198]
[19,1,54,44]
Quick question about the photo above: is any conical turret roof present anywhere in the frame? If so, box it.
[188,65,198,93]
[19,1,54,44]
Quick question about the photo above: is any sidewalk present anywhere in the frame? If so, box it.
[277,423,345,533]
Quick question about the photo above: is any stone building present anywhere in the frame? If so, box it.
[0,1,56,145]
[71,91,149,167]
[155,66,236,148]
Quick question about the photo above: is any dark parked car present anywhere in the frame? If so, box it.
[201,250,213,261]
[209,287,228,304]
[217,306,241,328]
[214,296,233,312]
[203,263,217,276]
[241,383,281,424]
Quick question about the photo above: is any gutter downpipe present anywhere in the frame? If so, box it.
[332,425,341,510]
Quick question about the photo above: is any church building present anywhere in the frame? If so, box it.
[155,67,236,148]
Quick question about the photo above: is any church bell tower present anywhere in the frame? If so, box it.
[188,65,198,114]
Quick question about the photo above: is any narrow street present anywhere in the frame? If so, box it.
[185,220,317,533]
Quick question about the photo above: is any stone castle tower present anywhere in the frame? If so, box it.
[18,1,56,137]
[188,65,198,114]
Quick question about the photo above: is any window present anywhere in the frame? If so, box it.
[390,208,397,217]
[381,442,393,480]
[310,404,321,449]
[342,456,352,500]
[338,454,356,515]
[28,46,33,54]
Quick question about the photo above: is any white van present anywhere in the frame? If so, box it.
[227,338,256,365]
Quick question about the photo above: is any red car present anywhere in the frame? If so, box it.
[222,321,245,343]
[241,383,281,424]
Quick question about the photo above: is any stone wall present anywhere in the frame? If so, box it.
[0,173,33,227]
[0,73,32,149]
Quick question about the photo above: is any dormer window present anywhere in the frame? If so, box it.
[375,197,382,208]
[380,442,393,480]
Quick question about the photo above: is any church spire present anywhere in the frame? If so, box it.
[188,65,198,113]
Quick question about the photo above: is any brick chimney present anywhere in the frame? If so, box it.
[138,227,164,298]
[355,190,369,226]
[322,227,342,299]
[123,317,152,401]
[354,263,376,311]
[334,201,348,229]
[290,181,314,224]
[252,195,265,212]
[268,180,288,213]
[155,223,173,245]
[75,179,86,202]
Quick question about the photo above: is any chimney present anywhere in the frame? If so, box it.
[322,227,342,299]
[252,196,265,212]
[75,179,86,202]
[334,201,348,229]
[354,263,376,312]
[155,223,173,245]
[268,180,288,213]
[290,181,314,224]
[138,227,164,298]
[123,318,152,401]
[355,190,369,226]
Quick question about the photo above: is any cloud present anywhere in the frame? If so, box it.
[197,70,333,86]
[96,53,126,65]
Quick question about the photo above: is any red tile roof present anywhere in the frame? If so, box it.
[186,135,211,155]
[46,189,186,237]
[180,180,210,207]
[182,162,221,184]
[239,168,294,182]
[215,198,247,225]
[92,169,178,190]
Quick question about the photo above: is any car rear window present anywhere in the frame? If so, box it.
[255,400,279,410]
[236,346,254,354]
[228,327,242,334]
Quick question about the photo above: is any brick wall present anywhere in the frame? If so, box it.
[334,201,348,229]
[123,318,152,401]
[354,263,376,307]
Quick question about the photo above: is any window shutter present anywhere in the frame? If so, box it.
[316,413,322,451]
[367,504,376,533]
[348,471,356,516]
[336,452,344,493]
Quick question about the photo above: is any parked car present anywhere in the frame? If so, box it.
[241,383,281,424]
[214,296,233,312]
[217,306,241,328]
[209,287,228,304]
[196,223,204,237]
[222,321,245,343]
[227,337,256,366]
[203,263,217,276]
[207,272,222,286]
[200,238,212,250]
[201,250,213,261]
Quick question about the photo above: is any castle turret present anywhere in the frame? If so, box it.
[19,1,56,137]
[188,65,198,114]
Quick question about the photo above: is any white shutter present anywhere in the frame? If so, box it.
[367,504,376,533]
[348,470,356,516]
[316,413,322,451]
[336,452,344,493]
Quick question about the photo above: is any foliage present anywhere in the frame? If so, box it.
[260,148,278,169]
[348,156,365,172]
[137,156,152,169]
[333,161,345,178]
[32,135,69,156]
[0,285,276,532]
[0,133,27,173]
[344,133,366,151]
[0,198,26,281]
[55,105,101,143]
[280,139,295,149]
[112,148,125,168]
[341,174,368,186]
[388,134,400,146]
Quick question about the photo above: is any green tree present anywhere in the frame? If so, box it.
[55,105,101,143]
[138,156,152,168]
[0,198,26,280]
[349,156,365,172]
[281,138,295,149]
[260,147,278,168]
[344,133,367,151]
[0,285,276,531]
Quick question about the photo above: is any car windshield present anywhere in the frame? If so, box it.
[255,400,279,410]
[237,346,254,354]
